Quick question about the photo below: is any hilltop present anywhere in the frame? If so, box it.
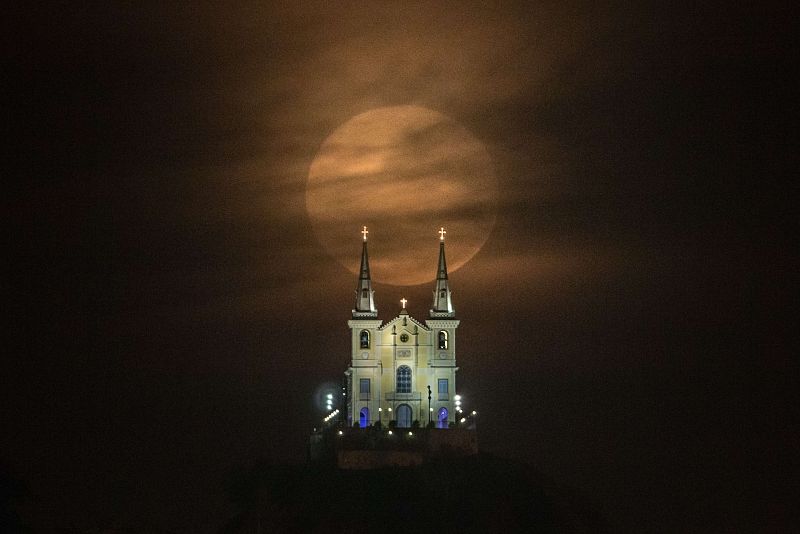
[220,452,608,533]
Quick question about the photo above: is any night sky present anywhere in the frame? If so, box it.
[4,2,795,532]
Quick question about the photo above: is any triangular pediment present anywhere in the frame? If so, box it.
[378,313,430,332]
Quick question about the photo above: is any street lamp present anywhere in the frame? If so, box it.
[427,385,432,425]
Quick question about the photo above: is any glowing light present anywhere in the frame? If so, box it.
[429,407,433,412]
[326,393,333,400]
[323,408,340,423]
[388,408,392,412]
[408,431,413,436]
[361,226,369,241]
[472,411,477,415]
[460,418,466,423]
[455,400,461,406]
[388,430,393,435]
[454,395,461,401]
[400,297,407,309]
[439,227,447,241]
[338,430,343,435]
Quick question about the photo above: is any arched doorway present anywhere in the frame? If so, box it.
[396,404,412,428]
[437,407,449,429]
[359,407,369,427]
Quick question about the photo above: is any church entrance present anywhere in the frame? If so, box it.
[359,407,369,427]
[437,407,448,428]
[396,404,412,428]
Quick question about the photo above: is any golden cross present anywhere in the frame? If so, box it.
[400,297,407,309]
[361,226,369,241]
[438,227,447,241]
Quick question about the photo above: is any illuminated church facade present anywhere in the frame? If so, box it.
[345,227,461,429]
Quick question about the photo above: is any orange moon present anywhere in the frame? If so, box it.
[306,105,497,286]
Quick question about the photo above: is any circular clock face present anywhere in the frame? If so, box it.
[400,333,409,343]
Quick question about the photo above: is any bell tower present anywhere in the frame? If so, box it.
[430,227,455,318]
[346,227,382,427]
[352,226,377,318]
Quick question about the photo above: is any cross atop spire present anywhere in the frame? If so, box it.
[352,226,377,318]
[430,227,455,317]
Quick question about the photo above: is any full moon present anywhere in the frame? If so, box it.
[306,105,497,286]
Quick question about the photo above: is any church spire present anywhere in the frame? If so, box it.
[352,226,378,318]
[430,227,455,317]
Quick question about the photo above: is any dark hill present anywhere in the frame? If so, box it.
[220,453,608,533]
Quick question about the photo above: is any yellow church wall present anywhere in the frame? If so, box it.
[347,312,459,428]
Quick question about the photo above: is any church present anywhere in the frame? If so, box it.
[344,226,461,430]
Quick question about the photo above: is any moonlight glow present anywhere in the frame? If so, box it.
[306,105,497,286]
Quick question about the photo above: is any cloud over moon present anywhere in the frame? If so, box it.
[306,106,497,286]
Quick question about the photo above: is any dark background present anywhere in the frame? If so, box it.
[3,2,795,532]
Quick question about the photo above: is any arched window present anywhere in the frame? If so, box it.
[396,366,412,393]
[396,404,412,428]
[437,407,449,429]
[359,407,369,428]
[360,330,370,349]
[438,330,448,350]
